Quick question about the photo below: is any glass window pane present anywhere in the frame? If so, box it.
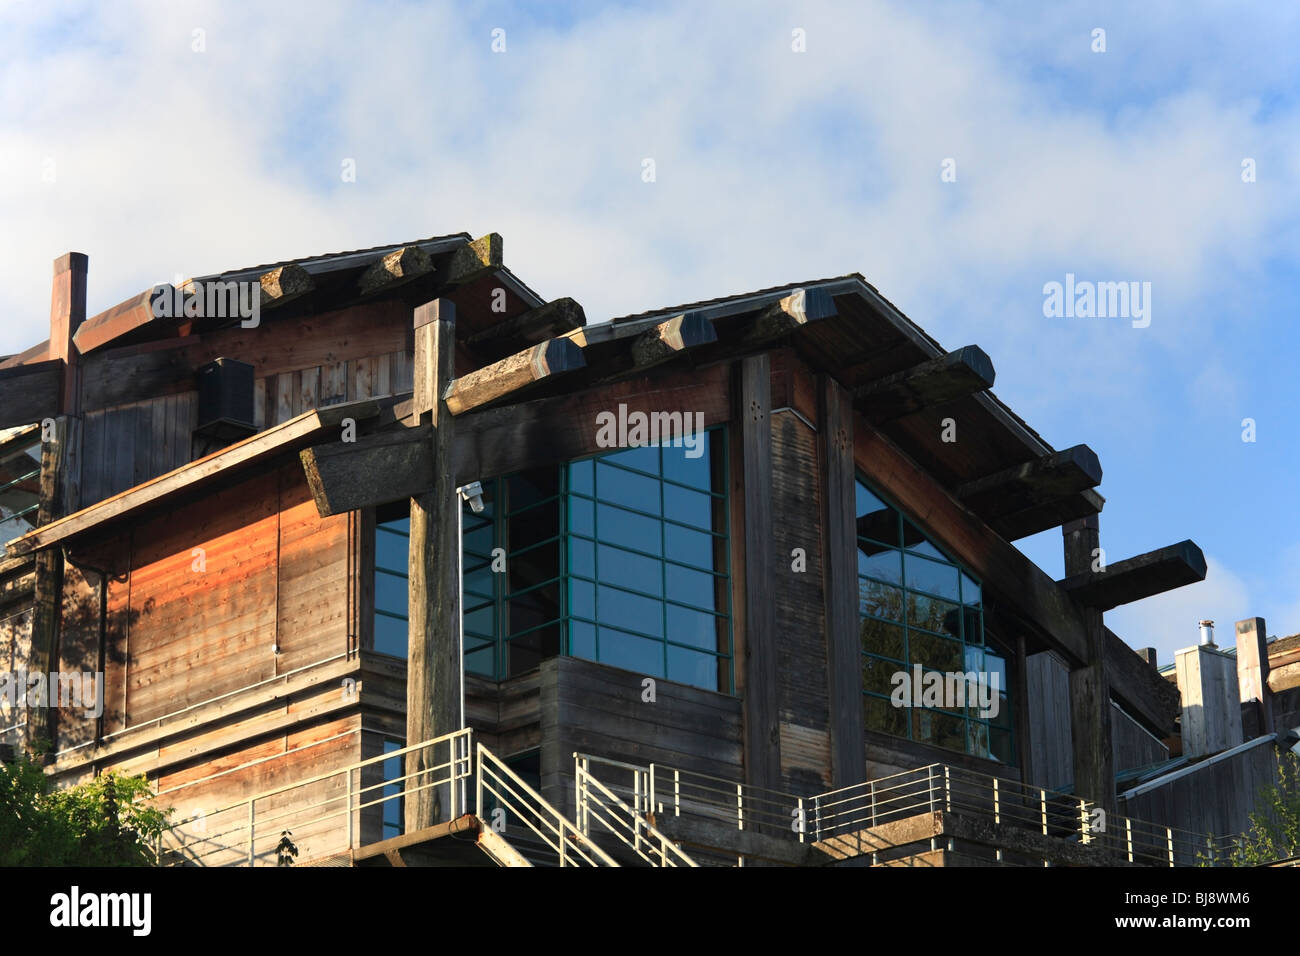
[666,604,720,651]
[596,504,661,555]
[596,463,661,514]
[667,645,717,690]
[857,541,902,585]
[596,626,665,677]
[569,536,595,578]
[864,694,908,738]
[909,631,964,673]
[903,520,945,559]
[914,709,966,751]
[464,603,494,637]
[855,482,900,545]
[463,522,494,556]
[663,483,712,531]
[907,591,961,637]
[465,646,494,677]
[904,553,961,601]
[569,620,596,660]
[662,437,711,490]
[376,528,407,572]
[596,543,663,597]
[375,570,406,614]
[568,495,594,537]
[665,564,718,611]
[597,586,663,638]
[960,572,981,606]
[508,468,559,512]
[665,523,713,571]
[862,654,903,697]
[464,563,495,598]
[508,541,558,592]
[508,502,559,551]
[860,617,905,662]
[859,580,905,624]
[375,615,407,657]
[507,583,560,636]
[507,625,560,677]
[601,444,660,475]
[568,458,594,495]
[570,578,595,620]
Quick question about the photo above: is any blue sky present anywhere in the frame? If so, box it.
[1,1,1296,662]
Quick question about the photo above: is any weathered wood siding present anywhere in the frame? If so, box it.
[1026,650,1073,789]
[539,655,744,819]
[769,407,832,793]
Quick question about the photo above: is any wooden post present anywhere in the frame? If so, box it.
[1063,516,1114,815]
[739,354,781,792]
[29,254,88,756]
[819,373,864,787]
[1235,617,1274,736]
[405,298,460,831]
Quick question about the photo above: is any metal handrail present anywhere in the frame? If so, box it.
[479,743,618,867]
[573,755,697,867]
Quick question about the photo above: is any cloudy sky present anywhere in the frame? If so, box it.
[2,0,1297,663]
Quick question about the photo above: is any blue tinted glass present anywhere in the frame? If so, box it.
[597,626,665,677]
[662,436,710,490]
[465,646,494,676]
[463,522,494,556]
[596,463,661,514]
[568,495,594,536]
[596,543,663,596]
[464,564,495,598]
[380,516,410,535]
[667,645,717,689]
[375,569,406,613]
[376,528,407,572]
[665,564,717,610]
[859,580,904,623]
[569,536,595,577]
[858,542,902,585]
[855,482,899,545]
[665,523,713,570]
[904,554,961,601]
[601,444,660,474]
[568,458,594,495]
[570,578,595,619]
[375,615,407,657]
[464,603,494,636]
[598,586,663,638]
[666,604,719,651]
[664,483,712,530]
[596,504,661,555]
[569,620,596,659]
[960,572,981,606]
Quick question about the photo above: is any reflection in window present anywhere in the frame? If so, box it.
[0,432,42,557]
[856,475,1014,764]
[369,428,733,695]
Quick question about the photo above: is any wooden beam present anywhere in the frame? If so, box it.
[957,445,1102,518]
[407,298,460,830]
[49,252,88,413]
[1063,516,1114,814]
[740,354,782,792]
[5,398,382,556]
[0,360,63,429]
[1104,627,1180,736]
[463,297,586,357]
[443,338,585,415]
[853,411,1091,666]
[1059,540,1207,611]
[990,488,1105,542]
[300,424,434,517]
[258,263,314,308]
[72,286,174,355]
[630,312,717,368]
[819,374,864,787]
[854,345,995,421]
[743,287,838,344]
[358,246,435,297]
[442,233,503,286]
[80,336,202,411]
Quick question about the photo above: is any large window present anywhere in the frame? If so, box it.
[370,428,733,694]
[856,475,1014,763]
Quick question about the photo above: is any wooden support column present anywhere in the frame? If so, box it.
[1063,515,1113,814]
[406,298,460,831]
[1236,617,1274,736]
[30,253,87,755]
[819,374,863,787]
[739,354,781,791]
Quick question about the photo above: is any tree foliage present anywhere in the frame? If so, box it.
[0,752,173,866]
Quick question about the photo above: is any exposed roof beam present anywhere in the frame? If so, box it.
[957,444,1102,516]
[1059,540,1208,611]
[72,286,173,355]
[742,287,838,344]
[358,246,436,296]
[4,398,384,556]
[991,488,1105,541]
[464,297,586,357]
[442,233,503,287]
[630,312,717,368]
[443,337,585,416]
[300,424,432,517]
[854,345,995,422]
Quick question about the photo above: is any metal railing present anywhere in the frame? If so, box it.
[573,754,697,866]
[478,743,617,867]
[158,728,616,867]
[573,753,807,843]
[810,763,1246,866]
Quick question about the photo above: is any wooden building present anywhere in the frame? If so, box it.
[0,233,1271,866]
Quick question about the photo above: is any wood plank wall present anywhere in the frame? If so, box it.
[78,350,414,507]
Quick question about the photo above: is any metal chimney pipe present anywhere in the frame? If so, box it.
[1199,619,1215,647]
